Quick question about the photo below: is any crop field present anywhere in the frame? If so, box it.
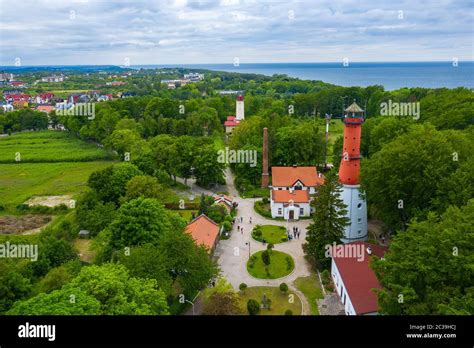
[0,131,114,163]
[0,131,116,213]
[0,161,113,212]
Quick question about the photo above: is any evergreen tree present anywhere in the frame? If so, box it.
[304,170,349,269]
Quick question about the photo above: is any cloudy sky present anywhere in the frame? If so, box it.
[0,0,472,65]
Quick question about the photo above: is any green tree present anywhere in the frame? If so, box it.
[121,175,167,203]
[88,163,142,204]
[360,124,467,230]
[247,299,260,315]
[304,170,349,269]
[372,200,474,315]
[108,197,181,249]
[65,263,169,315]
[7,288,101,315]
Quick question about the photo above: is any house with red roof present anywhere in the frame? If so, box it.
[185,214,220,254]
[270,166,324,219]
[330,241,387,315]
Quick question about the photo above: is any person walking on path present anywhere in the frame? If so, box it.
[241,228,244,235]
[249,217,252,224]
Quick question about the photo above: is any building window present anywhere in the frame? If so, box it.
[357,203,362,209]
[300,208,304,215]
[358,229,362,235]
[358,218,362,223]
[278,208,282,215]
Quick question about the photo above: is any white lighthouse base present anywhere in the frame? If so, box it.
[339,184,368,243]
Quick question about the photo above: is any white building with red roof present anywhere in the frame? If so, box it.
[330,241,387,315]
[224,94,245,134]
[270,166,324,220]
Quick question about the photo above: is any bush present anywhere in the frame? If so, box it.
[281,237,287,242]
[321,269,330,285]
[285,309,293,315]
[0,204,5,211]
[285,256,293,271]
[261,250,271,265]
[279,283,288,293]
[239,283,247,292]
[267,243,274,251]
[222,221,232,232]
[247,299,260,315]
[265,298,272,309]
[262,197,269,204]
[254,201,272,218]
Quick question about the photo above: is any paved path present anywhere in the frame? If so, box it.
[177,169,315,315]
[216,171,314,314]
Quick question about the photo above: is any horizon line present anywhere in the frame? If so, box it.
[1,60,473,68]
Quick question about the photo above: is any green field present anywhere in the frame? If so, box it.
[0,131,113,163]
[238,286,302,315]
[247,250,295,279]
[0,161,113,212]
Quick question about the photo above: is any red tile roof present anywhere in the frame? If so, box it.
[332,241,387,315]
[271,189,310,203]
[224,116,240,127]
[36,105,54,113]
[272,166,323,187]
[185,214,220,252]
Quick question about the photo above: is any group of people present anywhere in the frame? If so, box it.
[235,216,252,235]
[288,226,301,240]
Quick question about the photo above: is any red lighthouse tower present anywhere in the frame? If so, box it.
[338,101,368,243]
[339,102,364,185]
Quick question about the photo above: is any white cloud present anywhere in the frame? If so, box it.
[0,0,472,65]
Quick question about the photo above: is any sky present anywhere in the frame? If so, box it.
[0,0,473,65]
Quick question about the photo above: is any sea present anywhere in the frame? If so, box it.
[2,62,473,91]
[134,61,474,91]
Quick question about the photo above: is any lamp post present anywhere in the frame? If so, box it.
[245,241,251,259]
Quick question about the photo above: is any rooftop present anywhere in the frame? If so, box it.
[332,241,387,315]
[185,214,220,252]
[271,189,310,203]
[271,166,323,187]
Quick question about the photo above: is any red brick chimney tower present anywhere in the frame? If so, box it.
[261,127,269,188]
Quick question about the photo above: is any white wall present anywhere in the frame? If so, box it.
[340,184,368,243]
[331,259,356,315]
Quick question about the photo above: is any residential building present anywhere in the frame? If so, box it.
[330,241,387,315]
[185,214,220,254]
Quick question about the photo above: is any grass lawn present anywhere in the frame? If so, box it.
[238,286,302,315]
[293,274,324,315]
[0,161,113,212]
[247,250,295,279]
[0,131,113,163]
[174,209,198,222]
[252,224,287,244]
[73,238,96,263]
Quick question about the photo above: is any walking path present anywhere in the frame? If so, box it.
[177,169,316,315]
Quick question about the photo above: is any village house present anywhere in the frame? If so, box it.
[270,166,324,220]
[185,214,220,255]
[330,241,387,315]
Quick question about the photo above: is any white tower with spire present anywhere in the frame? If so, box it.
[236,94,245,121]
